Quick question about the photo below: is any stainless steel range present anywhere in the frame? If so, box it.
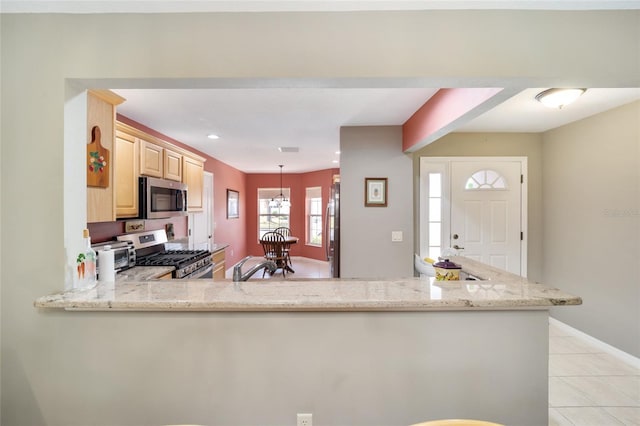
[117,229,213,279]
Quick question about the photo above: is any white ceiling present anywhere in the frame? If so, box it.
[457,87,640,133]
[113,86,640,173]
[114,88,440,173]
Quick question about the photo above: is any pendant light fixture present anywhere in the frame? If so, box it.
[269,165,291,208]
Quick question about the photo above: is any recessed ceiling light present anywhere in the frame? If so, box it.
[207,133,220,140]
[535,88,586,109]
[278,147,299,153]
[335,151,341,155]
[332,160,339,164]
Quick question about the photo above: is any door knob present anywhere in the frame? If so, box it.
[453,244,465,250]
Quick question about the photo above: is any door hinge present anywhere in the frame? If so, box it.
[521,231,524,240]
[521,174,524,184]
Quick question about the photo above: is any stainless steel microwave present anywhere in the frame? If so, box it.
[139,176,188,219]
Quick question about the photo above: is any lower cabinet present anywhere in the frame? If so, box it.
[212,249,226,280]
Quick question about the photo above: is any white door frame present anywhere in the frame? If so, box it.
[189,171,214,250]
[419,156,528,277]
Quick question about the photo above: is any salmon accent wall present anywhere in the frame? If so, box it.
[245,168,339,261]
[402,87,503,151]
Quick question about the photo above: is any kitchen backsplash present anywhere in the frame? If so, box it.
[88,216,188,243]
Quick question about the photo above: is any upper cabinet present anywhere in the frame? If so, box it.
[113,121,206,217]
[87,90,125,223]
[140,139,184,182]
[114,128,139,218]
[183,156,204,211]
[164,148,183,182]
[139,139,164,178]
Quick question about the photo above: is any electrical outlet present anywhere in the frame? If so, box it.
[297,413,312,426]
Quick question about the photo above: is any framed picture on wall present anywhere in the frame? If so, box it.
[365,177,387,207]
[227,189,239,219]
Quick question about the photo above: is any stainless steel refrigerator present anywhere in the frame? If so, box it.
[325,182,340,278]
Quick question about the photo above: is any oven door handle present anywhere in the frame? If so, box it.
[184,262,214,279]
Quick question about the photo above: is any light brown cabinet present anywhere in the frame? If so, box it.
[140,139,184,182]
[183,156,204,212]
[164,148,183,182]
[114,129,139,218]
[212,249,226,280]
[139,139,164,178]
[87,90,125,223]
[111,120,206,216]
[88,96,206,221]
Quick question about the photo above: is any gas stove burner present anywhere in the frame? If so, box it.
[136,250,210,267]
[118,230,213,279]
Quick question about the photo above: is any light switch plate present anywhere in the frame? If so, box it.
[391,231,403,242]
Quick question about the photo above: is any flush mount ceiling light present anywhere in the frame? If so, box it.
[268,165,291,209]
[535,88,586,109]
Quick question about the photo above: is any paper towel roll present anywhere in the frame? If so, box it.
[98,245,116,283]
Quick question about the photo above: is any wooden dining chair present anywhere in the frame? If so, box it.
[274,227,293,266]
[274,227,291,237]
[260,231,288,277]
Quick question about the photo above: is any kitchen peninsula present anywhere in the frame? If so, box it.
[34,257,580,425]
[36,257,578,312]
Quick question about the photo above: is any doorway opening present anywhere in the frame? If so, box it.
[419,157,528,277]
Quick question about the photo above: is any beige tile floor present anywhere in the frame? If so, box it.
[228,257,640,425]
[549,320,640,425]
[225,256,331,279]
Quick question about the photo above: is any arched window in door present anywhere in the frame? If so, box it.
[465,169,508,190]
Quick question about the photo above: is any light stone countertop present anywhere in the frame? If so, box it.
[117,266,175,281]
[34,257,581,312]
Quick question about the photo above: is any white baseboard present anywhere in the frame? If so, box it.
[549,317,640,369]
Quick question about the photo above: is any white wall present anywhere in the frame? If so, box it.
[1,10,640,425]
[543,101,640,358]
[340,126,414,278]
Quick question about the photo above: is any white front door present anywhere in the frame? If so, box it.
[450,160,522,275]
[189,172,213,250]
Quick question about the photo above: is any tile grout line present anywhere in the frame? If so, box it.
[549,317,640,370]
[548,320,640,425]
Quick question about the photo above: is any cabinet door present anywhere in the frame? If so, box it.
[183,156,204,211]
[164,148,182,182]
[139,139,163,178]
[212,249,226,280]
[115,131,139,218]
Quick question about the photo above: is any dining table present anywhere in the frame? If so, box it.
[260,235,299,273]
